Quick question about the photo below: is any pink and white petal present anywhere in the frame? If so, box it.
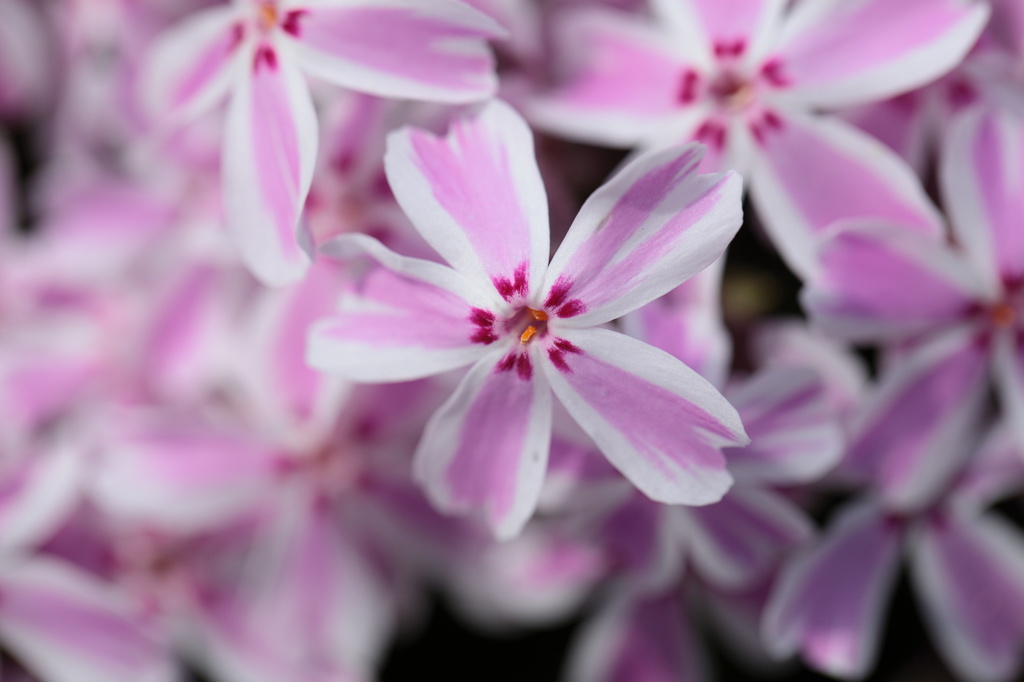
[621,259,731,388]
[286,0,502,103]
[651,0,788,67]
[541,327,746,506]
[802,221,985,343]
[91,415,280,531]
[307,234,493,382]
[384,99,550,295]
[774,0,989,109]
[749,111,943,278]
[910,512,1024,682]
[567,591,709,682]
[992,329,1024,450]
[222,46,317,286]
[941,107,1024,287]
[763,502,902,679]
[725,367,843,486]
[0,443,83,553]
[0,558,176,682]
[543,144,743,327]
[842,95,931,176]
[844,329,990,513]
[140,5,244,124]
[950,421,1024,512]
[595,494,681,590]
[529,9,691,147]
[687,487,813,590]
[414,349,553,540]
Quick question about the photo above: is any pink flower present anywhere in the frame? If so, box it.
[142,0,505,286]
[308,100,748,539]
[531,0,988,275]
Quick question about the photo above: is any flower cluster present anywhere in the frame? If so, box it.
[2,0,1024,681]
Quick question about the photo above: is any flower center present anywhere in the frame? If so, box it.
[992,301,1016,328]
[709,72,755,111]
[519,308,548,344]
[258,1,278,32]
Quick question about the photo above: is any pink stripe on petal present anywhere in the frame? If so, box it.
[530,9,689,147]
[385,100,549,295]
[653,0,787,64]
[764,502,902,679]
[289,0,501,103]
[750,112,944,277]
[308,235,490,383]
[776,0,988,108]
[803,222,984,343]
[223,48,316,286]
[943,108,1024,286]
[414,351,552,540]
[542,327,745,506]
[911,513,1024,682]
[544,144,743,327]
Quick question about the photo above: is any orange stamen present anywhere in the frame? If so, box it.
[529,308,548,321]
[993,302,1015,328]
[520,325,538,343]
[258,2,278,30]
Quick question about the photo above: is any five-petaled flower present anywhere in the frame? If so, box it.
[308,100,749,539]
[142,0,505,286]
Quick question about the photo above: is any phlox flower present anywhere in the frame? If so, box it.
[142,0,504,286]
[531,0,988,275]
[308,100,748,539]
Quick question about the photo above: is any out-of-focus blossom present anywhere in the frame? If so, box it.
[531,0,988,275]
[309,99,748,538]
[141,0,504,285]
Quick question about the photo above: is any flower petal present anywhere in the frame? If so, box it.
[941,106,1024,288]
[541,327,746,506]
[749,111,943,277]
[651,0,787,66]
[223,45,317,286]
[911,512,1024,682]
[384,99,549,298]
[774,0,989,109]
[414,350,553,540]
[0,558,175,682]
[802,221,986,343]
[140,5,244,124]
[529,9,691,147]
[543,144,742,327]
[725,366,843,486]
[308,234,493,382]
[763,502,902,679]
[0,443,82,553]
[286,0,502,103]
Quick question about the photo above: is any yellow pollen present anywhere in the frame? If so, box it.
[520,325,538,343]
[258,2,278,30]
[529,308,548,321]
[727,83,755,110]
[992,302,1015,328]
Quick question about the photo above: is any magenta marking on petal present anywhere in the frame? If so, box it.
[493,262,530,302]
[282,9,307,36]
[714,39,746,58]
[695,121,726,150]
[760,58,789,88]
[547,338,583,374]
[496,352,517,373]
[253,44,278,72]
[516,354,533,380]
[555,299,587,318]
[469,307,498,345]
[678,70,700,104]
[544,276,573,309]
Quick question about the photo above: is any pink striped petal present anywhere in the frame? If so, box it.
[414,350,553,540]
[775,0,989,109]
[651,0,787,65]
[803,221,986,343]
[567,592,708,682]
[286,0,502,103]
[621,260,731,389]
[529,9,689,147]
[992,329,1024,449]
[223,46,317,286]
[845,330,990,513]
[725,367,843,485]
[749,111,943,277]
[541,327,746,506]
[942,107,1024,287]
[141,5,244,123]
[385,100,548,297]
[911,512,1024,682]
[688,487,812,590]
[843,95,931,175]
[307,235,492,382]
[0,559,175,682]
[950,422,1024,511]
[0,444,82,553]
[764,502,902,679]
[543,144,742,327]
